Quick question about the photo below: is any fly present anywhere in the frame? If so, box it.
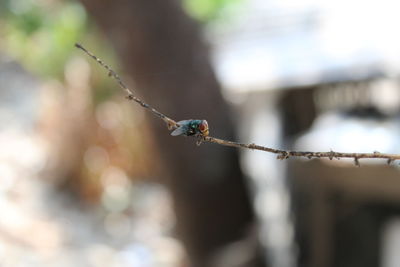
[171,120,209,137]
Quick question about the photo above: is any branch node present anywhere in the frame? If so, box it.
[277,151,290,160]
[126,94,134,100]
[354,157,360,167]
[166,120,176,130]
[249,143,256,150]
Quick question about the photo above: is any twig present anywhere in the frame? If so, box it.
[75,43,400,166]
[74,43,177,130]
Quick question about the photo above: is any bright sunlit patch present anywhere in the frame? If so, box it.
[213,0,400,94]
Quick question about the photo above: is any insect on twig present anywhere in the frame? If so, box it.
[75,43,400,166]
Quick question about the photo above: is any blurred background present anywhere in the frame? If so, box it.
[1,0,400,267]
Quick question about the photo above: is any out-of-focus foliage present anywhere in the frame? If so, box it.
[0,0,121,103]
[183,0,244,23]
[0,2,184,266]
[0,0,87,78]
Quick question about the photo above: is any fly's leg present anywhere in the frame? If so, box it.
[196,135,205,146]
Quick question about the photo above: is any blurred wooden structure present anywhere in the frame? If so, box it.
[290,159,400,267]
[279,80,400,267]
[211,1,400,266]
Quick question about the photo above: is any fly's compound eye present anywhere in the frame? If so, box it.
[199,120,209,136]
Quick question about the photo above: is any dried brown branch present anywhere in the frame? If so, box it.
[74,43,177,130]
[75,43,400,166]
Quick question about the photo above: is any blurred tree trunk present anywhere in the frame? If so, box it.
[79,0,257,266]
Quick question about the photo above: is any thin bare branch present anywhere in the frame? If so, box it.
[74,43,177,129]
[75,43,400,165]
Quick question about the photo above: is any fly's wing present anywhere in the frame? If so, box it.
[171,120,192,136]
[171,126,187,136]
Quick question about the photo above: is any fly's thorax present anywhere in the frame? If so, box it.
[189,120,202,128]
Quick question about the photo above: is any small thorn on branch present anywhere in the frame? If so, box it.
[329,150,334,160]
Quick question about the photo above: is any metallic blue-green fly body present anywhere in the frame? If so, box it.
[171,120,209,137]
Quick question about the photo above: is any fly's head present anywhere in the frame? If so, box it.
[198,120,209,136]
